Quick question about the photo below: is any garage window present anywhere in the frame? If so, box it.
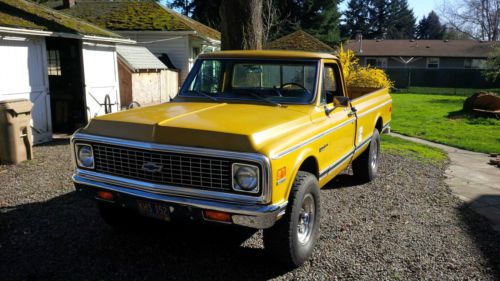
[47,49,61,76]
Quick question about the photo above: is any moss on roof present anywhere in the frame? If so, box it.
[53,0,220,40]
[265,30,334,53]
[0,0,120,38]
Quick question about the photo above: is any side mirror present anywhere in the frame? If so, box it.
[324,96,350,116]
[333,96,350,107]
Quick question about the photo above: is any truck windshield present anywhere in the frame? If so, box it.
[179,59,318,105]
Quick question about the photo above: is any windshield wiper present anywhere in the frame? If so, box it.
[185,90,219,102]
[236,89,282,107]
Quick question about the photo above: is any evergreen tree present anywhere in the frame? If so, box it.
[386,0,416,39]
[343,0,416,39]
[343,0,370,39]
[367,0,391,39]
[416,11,445,39]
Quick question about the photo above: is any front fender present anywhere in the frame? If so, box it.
[283,147,317,200]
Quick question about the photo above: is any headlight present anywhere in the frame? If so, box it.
[232,163,259,193]
[76,144,94,169]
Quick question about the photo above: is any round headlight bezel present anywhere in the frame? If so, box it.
[232,163,260,193]
[76,144,95,169]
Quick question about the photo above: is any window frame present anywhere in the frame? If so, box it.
[426,57,440,69]
[178,58,322,105]
[321,62,344,105]
[365,57,388,69]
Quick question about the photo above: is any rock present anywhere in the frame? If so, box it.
[463,92,500,112]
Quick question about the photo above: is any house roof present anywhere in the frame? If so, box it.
[344,39,498,58]
[0,0,121,38]
[47,0,220,41]
[116,45,167,71]
[265,30,334,53]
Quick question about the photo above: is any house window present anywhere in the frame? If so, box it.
[464,58,486,69]
[47,49,61,76]
[192,47,201,59]
[365,57,387,68]
[427,57,440,69]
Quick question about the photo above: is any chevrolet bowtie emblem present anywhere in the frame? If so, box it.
[142,162,163,173]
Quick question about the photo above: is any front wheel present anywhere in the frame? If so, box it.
[263,171,321,268]
[352,128,380,182]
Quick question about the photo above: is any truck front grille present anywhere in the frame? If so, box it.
[91,143,232,191]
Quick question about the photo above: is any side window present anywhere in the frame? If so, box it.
[322,64,343,104]
[189,60,222,93]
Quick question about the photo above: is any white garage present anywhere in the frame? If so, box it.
[0,0,134,144]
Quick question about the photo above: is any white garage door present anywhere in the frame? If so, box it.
[0,35,52,144]
[82,43,120,119]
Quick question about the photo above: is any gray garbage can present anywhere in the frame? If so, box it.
[0,99,34,164]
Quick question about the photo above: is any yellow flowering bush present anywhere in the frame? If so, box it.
[338,46,393,89]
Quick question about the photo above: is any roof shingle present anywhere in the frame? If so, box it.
[50,0,220,41]
[344,39,498,58]
[265,30,334,53]
[116,45,167,71]
[0,0,120,38]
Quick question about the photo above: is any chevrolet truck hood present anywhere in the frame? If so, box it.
[81,102,312,154]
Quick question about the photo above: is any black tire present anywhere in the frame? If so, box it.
[97,202,142,230]
[352,128,380,182]
[263,171,321,268]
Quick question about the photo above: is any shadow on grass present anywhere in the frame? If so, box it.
[458,195,500,280]
[0,192,290,281]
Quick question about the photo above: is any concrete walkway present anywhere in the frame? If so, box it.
[390,133,500,231]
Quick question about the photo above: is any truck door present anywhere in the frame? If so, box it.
[316,61,356,180]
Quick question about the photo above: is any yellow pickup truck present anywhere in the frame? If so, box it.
[72,50,392,267]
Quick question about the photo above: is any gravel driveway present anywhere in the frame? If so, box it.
[1,140,499,280]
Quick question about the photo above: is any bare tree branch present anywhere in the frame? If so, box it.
[439,0,500,41]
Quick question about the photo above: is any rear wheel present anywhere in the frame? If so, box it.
[263,171,320,268]
[352,128,380,182]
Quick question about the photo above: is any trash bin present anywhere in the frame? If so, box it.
[0,99,34,164]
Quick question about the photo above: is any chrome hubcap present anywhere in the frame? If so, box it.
[370,140,378,170]
[297,194,315,244]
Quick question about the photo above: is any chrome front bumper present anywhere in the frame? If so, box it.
[73,173,287,229]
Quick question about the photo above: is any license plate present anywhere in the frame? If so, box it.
[136,201,171,221]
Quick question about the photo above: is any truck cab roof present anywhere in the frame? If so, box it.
[198,50,337,60]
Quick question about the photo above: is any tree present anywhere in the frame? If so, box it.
[484,47,500,82]
[343,0,416,39]
[386,0,416,39]
[416,11,446,39]
[343,0,371,39]
[219,0,263,50]
[440,0,500,41]
[168,0,341,46]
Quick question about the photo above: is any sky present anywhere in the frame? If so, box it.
[339,0,438,20]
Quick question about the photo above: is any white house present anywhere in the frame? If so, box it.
[49,0,221,83]
[0,0,134,144]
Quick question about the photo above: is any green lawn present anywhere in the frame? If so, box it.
[381,135,448,168]
[390,93,500,154]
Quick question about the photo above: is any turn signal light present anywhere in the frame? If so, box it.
[277,167,286,180]
[97,191,114,201]
[203,210,232,222]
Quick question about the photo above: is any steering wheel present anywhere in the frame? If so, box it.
[281,82,311,94]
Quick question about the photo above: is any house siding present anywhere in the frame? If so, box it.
[117,31,203,84]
